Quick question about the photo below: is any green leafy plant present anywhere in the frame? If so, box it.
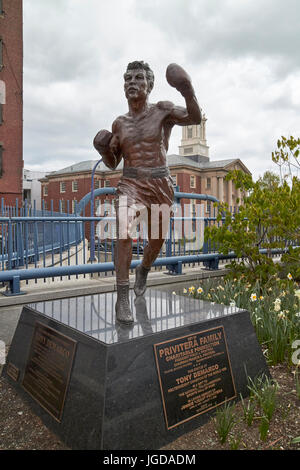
[259,416,270,441]
[205,139,300,284]
[229,433,242,450]
[247,374,278,422]
[240,394,256,426]
[186,276,300,365]
[214,400,237,444]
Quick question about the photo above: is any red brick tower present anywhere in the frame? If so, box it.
[0,0,23,206]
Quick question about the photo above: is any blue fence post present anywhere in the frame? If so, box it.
[33,200,39,264]
[2,274,26,296]
[7,220,13,270]
[90,158,103,262]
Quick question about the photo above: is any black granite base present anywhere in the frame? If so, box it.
[3,288,269,450]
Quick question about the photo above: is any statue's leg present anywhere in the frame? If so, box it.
[114,209,134,324]
[134,210,166,297]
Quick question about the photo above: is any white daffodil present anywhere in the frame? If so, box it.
[277,312,286,320]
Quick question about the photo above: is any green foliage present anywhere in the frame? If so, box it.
[246,374,279,442]
[272,136,300,183]
[214,400,237,444]
[185,277,300,365]
[229,433,242,450]
[259,416,270,441]
[240,394,256,426]
[247,374,278,422]
[205,138,300,284]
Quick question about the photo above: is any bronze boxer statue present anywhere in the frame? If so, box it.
[94,61,201,324]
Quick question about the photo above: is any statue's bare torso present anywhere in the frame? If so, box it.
[113,102,173,168]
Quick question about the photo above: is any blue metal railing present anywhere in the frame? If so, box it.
[0,190,294,295]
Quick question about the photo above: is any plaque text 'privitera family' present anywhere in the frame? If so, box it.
[154,326,236,429]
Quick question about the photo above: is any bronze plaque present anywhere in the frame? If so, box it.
[22,322,77,422]
[6,362,20,382]
[154,326,236,429]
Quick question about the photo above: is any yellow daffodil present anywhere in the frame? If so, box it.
[183,288,187,294]
[188,286,195,294]
[197,287,204,294]
[250,293,257,302]
[287,273,293,280]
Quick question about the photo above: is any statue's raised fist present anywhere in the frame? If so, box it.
[166,63,194,97]
[93,129,113,152]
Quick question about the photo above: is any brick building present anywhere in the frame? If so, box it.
[40,118,251,217]
[0,0,23,206]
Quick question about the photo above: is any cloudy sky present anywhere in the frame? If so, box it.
[23,0,300,180]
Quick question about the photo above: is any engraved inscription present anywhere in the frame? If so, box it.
[154,326,236,429]
[22,322,76,422]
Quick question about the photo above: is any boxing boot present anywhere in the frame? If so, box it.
[134,264,150,297]
[115,283,134,324]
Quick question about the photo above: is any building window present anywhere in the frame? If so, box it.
[105,180,111,187]
[60,181,66,193]
[43,185,48,196]
[207,201,211,214]
[171,174,177,186]
[72,180,78,192]
[187,127,193,139]
[94,179,100,189]
[190,175,196,188]
[184,147,193,155]
[206,177,211,189]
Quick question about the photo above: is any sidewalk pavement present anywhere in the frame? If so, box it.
[0,264,228,346]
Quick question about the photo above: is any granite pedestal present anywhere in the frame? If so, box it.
[3,288,269,450]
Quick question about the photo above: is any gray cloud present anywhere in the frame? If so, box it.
[136,0,300,75]
[22,0,300,181]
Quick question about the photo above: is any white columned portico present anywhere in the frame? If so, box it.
[218,177,224,202]
[228,179,233,208]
